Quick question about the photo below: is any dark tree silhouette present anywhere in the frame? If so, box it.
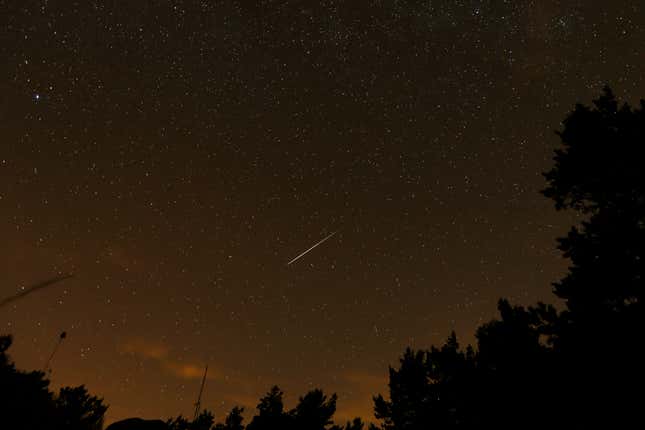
[372,305,559,429]
[290,389,337,430]
[331,417,365,430]
[0,335,55,429]
[374,332,474,430]
[0,335,108,430]
[192,410,215,430]
[214,407,244,430]
[246,386,345,430]
[372,87,645,429]
[246,386,290,430]
[544,86,645,320]
[542,87,645,427]
[167,410,214,430]
[473,300,558,428]
[373,348,427,430]
[55,385,107,430]
[167,416,191,430]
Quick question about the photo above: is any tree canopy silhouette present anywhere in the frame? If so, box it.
[372,87,645,429]
[164,386,351,430]
[544,86,645,320]
[167,410,215,430]
[246,386,290,430]
[214,407,245,430]
[331,417,365,430]
[246,386,342,430]
[291,389,337,430]
[541,86,645,427]
[0,334,108,430]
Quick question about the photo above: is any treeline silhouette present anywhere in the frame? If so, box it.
[0,335,106,430]
[1,87,643,429]
[371,87,645,429]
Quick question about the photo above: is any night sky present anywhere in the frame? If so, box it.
[1,0,644,424]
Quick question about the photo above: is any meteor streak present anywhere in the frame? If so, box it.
[287,231,338,266]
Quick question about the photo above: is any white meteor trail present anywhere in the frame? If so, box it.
[287,231,338,266]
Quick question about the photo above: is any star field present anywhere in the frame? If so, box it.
[1,0,644,424]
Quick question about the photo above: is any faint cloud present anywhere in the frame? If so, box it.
[165,362,211,380]
[120,338,216,381]
[121,338,169,360]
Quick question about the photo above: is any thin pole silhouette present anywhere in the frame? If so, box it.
[193,365,208,421]
[0,274,74,309]
[43,331,67,375]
